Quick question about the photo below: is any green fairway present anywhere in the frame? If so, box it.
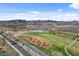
[16,32,79,56]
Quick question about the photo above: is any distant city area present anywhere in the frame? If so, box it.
[0,20,79,32]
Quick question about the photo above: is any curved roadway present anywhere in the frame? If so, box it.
[64,38,78,56]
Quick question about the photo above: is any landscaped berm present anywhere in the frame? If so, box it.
[24,35,52,48]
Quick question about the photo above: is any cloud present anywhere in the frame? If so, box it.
[50,13,79,21]
[57,9,63,11]
[15,13,25,15]
[69,3,79,9]
[0,10,79,21]
[31,11,41,14]
[56,15,63,17]
[64,14,78,17]
[27,10,41,15]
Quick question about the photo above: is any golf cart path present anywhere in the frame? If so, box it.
[64,38,78,56]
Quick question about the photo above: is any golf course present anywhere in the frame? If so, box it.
[16,31,79,56]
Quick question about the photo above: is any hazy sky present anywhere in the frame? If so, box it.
[0,3,79,21]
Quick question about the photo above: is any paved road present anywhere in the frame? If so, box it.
[8,34,48,56]
[1,34,31,56]
[2,33,48,56]
[64,38,78,56]
[5,39,23,56]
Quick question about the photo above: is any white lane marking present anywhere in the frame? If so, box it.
[4,34,48,56]
[5,40,23,56]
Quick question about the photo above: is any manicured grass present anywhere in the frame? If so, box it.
[16,32,79,56]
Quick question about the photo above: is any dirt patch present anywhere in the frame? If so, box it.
[24,35,53,48]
